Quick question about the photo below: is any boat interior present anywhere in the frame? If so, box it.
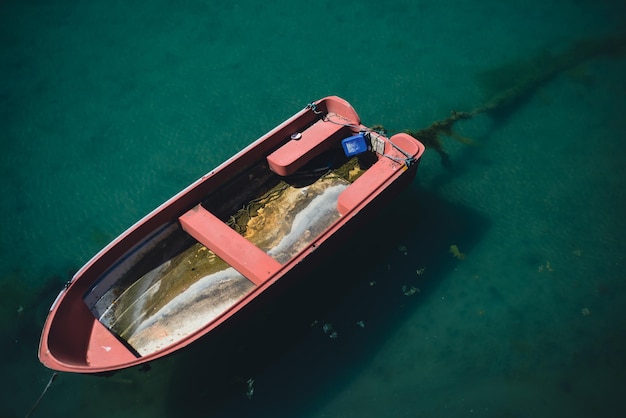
[81,112,418,357]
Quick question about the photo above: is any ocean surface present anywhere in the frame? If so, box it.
[2,0,625,417]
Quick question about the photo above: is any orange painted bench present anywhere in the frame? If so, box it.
[179,205,282,285]
[337,133,422,216]
[337,158,399,215]
[267,118,349,176]
[87,317,140,365]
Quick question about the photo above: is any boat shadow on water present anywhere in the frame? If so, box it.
[162,186,490,418]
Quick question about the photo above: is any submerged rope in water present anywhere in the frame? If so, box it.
[25,372,59,418]
[405,33,626,167]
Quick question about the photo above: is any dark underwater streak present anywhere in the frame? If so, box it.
[406,33,626,166]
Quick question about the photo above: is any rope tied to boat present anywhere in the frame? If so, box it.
[306,102,323,115]
[366,131,418,168]
[307,103,417,168]
[26,372,59,418]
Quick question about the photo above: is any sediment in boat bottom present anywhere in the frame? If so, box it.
[96,161,364,356]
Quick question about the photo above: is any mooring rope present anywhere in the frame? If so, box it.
[25,372,59,418]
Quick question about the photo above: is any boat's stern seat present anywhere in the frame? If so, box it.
[337,133,423,216]
[267,118,351,176]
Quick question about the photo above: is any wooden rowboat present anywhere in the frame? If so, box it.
[38,96,425,373]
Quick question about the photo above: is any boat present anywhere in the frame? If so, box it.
[38,96,425,373]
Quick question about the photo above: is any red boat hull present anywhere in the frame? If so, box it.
[38,96,425,373]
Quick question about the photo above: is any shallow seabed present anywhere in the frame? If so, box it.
[1,0,625,417]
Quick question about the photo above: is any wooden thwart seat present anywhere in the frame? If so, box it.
[267,119,348,176]
[179,205,282,285]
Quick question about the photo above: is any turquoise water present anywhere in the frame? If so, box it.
[2,0,625,417]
